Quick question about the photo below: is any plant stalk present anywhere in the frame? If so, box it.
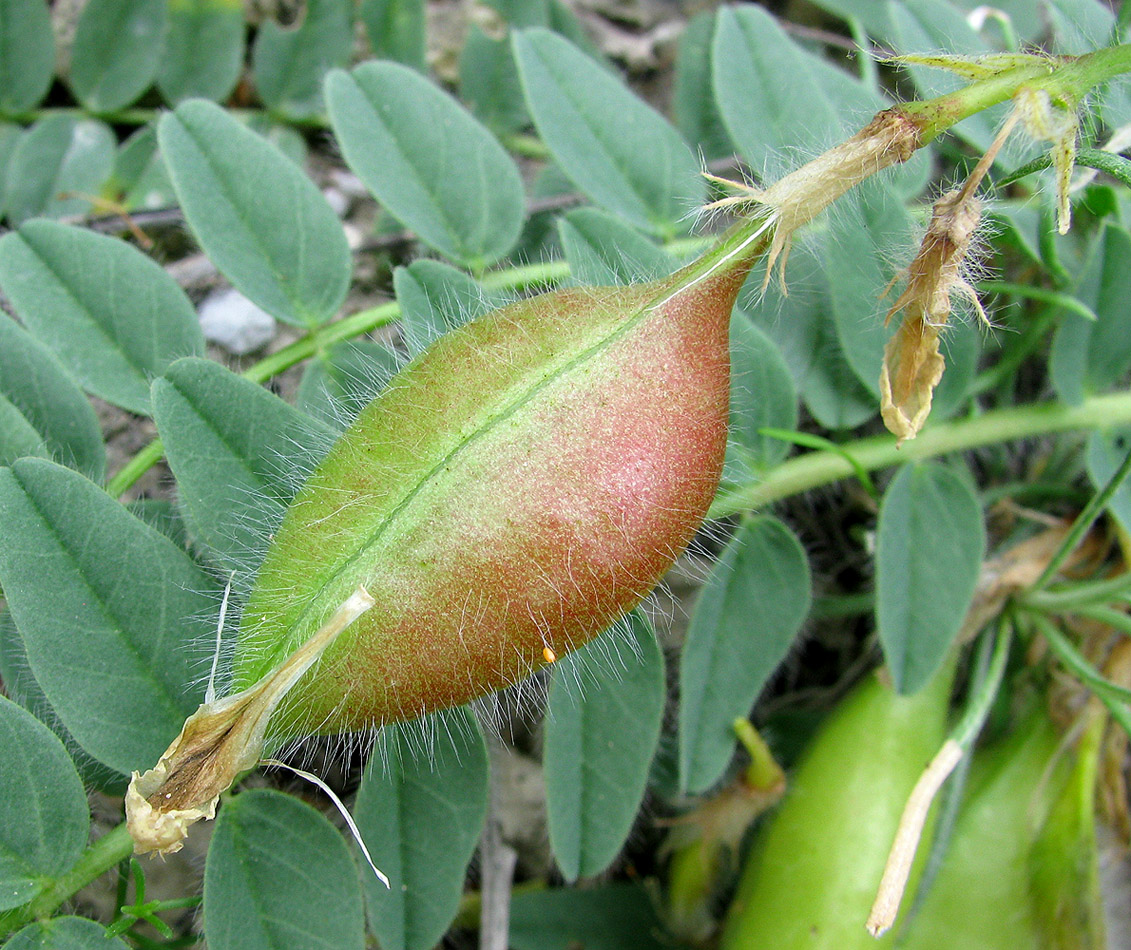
[710,390,1131,518]
[0,823,134,938]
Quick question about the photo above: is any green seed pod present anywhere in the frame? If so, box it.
[719,664,954,950]
[898,705,1082,950]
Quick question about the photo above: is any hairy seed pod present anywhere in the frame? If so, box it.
[234,228,768,736]
[127,218,770,856]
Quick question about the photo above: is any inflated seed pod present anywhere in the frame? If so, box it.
[720,664,954,950]
[126,218,773,855]
[234,230,765,736]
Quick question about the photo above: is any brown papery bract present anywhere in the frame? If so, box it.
[880,186,984,443]
[881,109,1021,442]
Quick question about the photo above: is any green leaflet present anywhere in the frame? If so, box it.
[513,28,703,238]
[0,220,204,416]
[354,707,488,950]
[326,60,525,268]
[0,0,54,113]
[394,259,511,356]
[876,461,986,694]
[252,0,353,118]
[0,459,216,774]
[712,4,842,165]
[510,884,672,950]
[805,0,894,40]
[459,25,528,137]
[724,309,798,483]
[1086,427,1131,535]
[159,100,352,328]
[1050,224,1131,405]
[544,612,665,880]
[68,0,165,112]
[153,358,336,577]
[203,789,366,950]
[557,207,676,285]
[672,11,734,162]
[3,917,130,949]
[2,116,114,224]
[0,396,46,467]
[157,0,245,104]
[359,0,426,70]
[0,610,125,792]
[0,696,89,911]
[826,182,916,398]
[296,340,401,429]
[110,124,177,212]
[739,245,877,430]
[679,516,811,794]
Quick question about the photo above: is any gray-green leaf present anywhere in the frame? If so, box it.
[513,28,703,238]
[827,183,915,396]
[153,357,336,577]
[252,0,353,118]
[679,517,811,794]
[394,259,511,355]
[1051,223,1131,405]
[157,0,245,104]
[4,916,130,949]
[510,884,671,950]
[0,696,89,911]
[360,0,426,70]
[159,99,351,327]
[672,10,733,161]
[0,458,216,773]
[724,309,798,483]
[68,0,166,112]
[326,61,525,268]
[296,340,401,429]
[711,4,841,166]
[0,0,54,113]
[355,707,489,950]
[1086,428,1131,536]
[0,395,47,466]
[3,115,115,224]
[557,207,676,285]
[876,462,986,694]
[0,220,204,415]
[204,789,366,950]
[544,612,665,881]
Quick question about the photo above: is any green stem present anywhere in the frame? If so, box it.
[0,823,135,938]
[902,44,1131,142]
[950,619,1013,750]
[105,439,165,498]
[1022,573,1131,611]
[709,390,1131,518]
[1041,43,1131,102]
[1032,440,1131,591]
[903,61,1059,142]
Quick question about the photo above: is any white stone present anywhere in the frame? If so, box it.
[198,288,277,355]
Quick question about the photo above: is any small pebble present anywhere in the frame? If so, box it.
[198,288,277,355]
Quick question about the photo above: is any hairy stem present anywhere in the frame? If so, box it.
[710,390,1131,518]
[0,823,134,938]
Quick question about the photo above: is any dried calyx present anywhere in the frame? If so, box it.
[126,588,375,854]
[704,108,922,291]
[880,110,1022,443]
